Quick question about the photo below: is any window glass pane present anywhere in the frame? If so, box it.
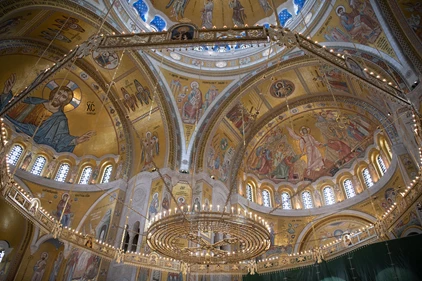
[79,166,93,184]
[377,155,387,175]
[246,184,253,202]
[55,163,70,182]
[302,191,314,209]
[262,190,271,207]
[101,165,113,183]
[281,192,292,210]
[362,168,374,188]
[30,156,46,176]
[323,186,335,205]
[7,145,23,165]
[343,179,356,198]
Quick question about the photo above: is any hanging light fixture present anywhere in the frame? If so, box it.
[146,206,271,264]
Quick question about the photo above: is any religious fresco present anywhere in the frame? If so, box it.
[400,153,418,179]
[313,0,397,58]
[15,239,64,281]
[397,0,422,43]
[62,248,101,281]
[392,210,422,237]
[19,178,104,228]
[28,11,97,49]
[0,54,122,158]
[225,102,255,135]
[0,11,39,37]
[79,191,118,242]
[269,79,295,98]
[246,107,378,183]
[223,65,354,138]
[170,183,192,211]
[206,125,237,183]
[92,50,120,70]
[146,178,164,222]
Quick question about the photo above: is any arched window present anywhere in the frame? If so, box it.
[323,186,335,205]
[301,191,314,209]
[246,183,253,202]
[377,155,387,175]
[362,168,374,188]
[343,179,356,199]
[132,0,149,22]
[150,15,166,31]
[7,144,23,165]
[262,189,271,207]
[101,165,113,183]
[55,163,70,182]
[281,192,292,210]
[79,166,93,184]
[30,156,47,176]
[278,9,293,26]
[131,222,140,252]
[123,224,130,253]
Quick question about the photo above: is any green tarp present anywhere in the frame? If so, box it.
[244,234,422,281]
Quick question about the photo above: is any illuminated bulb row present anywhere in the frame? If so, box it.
[258,256,279,263]
[148,206,270,229]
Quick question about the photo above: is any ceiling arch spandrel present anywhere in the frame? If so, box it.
[312,0,398,60]
[222,63,357,137]
[245,105,381,184]
[300,215,372,251]
[0,54,120,158]
[159,67,234,150]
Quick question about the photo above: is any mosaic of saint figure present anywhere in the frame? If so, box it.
[31,252,48,281]
[148,193,160,220]
[166,0,190,20]
[141,131,159,170]
[182,81,202,124]
[56,193,72,227]
[287,126,325,177]
[134,79,152,106]
[259,0,272,14]
[201,0,214,29]
[335,2,380,44]
[229,0,247,26]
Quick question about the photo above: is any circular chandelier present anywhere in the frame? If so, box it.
[146,207,271,264]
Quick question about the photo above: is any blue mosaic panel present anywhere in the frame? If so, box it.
[133,0,148,22]
[278,9,293,26]
[150,15,166,31]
